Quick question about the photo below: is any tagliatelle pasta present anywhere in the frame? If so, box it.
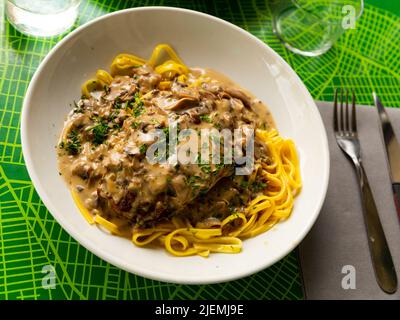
[128,129,301,256]
[58,44,301,257]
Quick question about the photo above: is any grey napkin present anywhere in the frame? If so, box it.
[298,101,400,300]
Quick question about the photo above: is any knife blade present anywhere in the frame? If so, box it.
[373,92,400,220]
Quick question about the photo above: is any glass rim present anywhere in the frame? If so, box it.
[6,0,82,15]
[291,0,365,21]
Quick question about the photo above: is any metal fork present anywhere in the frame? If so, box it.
[334,88,397,294]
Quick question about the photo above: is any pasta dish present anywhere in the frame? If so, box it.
[57,44,301,257]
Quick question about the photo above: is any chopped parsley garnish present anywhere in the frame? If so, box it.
[200,115,211,123]
[239,179,249,188]
[139,144,148,154]
[239,179,266,192]
[131,121,140,129]
[130,93,144,117]
[132,106,144,117]
[214,163,225,174]
[199,162,225,175]
[72,101,84,114]
[187,175,202,190]
[162,127,169,136]
[134,93,143,106]
[251,181,267,192]
[89,119,109,145]
[104,85,110,94]
[65,130,81,155]
[113,97,123,109]
[108,112,119,122]
[161,126,172,152]
[199,163,212,174]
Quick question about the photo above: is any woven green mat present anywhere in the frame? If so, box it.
[1,0,400,300]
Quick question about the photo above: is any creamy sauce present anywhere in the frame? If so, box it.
[57,65,274,228]
[197,68,274,126]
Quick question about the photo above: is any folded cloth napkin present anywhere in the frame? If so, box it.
[298,101,400,300]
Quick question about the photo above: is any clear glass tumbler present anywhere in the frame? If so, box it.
[5,0,81,37]
[270,0,364,56]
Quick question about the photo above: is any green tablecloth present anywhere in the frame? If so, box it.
[1,0,399,300]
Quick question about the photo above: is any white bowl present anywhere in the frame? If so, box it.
[21,7,329,284]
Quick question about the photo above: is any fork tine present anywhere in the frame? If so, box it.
[345,89,350,132]
[351,89,357,132]
[340,88,344,132]
[333,88,339,132]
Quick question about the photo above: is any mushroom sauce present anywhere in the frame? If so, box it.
[57,65,275,229]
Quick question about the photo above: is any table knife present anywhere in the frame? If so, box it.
[373,92,400,221]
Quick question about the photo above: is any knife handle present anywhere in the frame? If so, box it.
[357,164,398,293]
[393,183,400,222]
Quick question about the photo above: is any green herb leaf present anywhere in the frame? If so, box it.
[114,98,122,109]
[73,101,84,114]
[65,130,81,155]
[187,175,203,190]
[199,163,212,174]
[200,115,211,123]
[135,93,143,107]
[162,127,169,136]
[139,144,147,154]
[251,181,267,192]
[130,93,144,117]
[199,188,208,195]
[213,163,225,175]
[239,179,249,188]
[90,119,109,145]
[131,121,140,129]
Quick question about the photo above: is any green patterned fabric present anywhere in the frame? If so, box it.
[0,0,399,300]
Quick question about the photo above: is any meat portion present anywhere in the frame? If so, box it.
[58,64,274,227]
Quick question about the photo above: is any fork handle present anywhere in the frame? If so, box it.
[356,163,397,293]
[392,183,400,223]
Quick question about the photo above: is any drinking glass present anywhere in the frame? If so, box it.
[5,0,81,37]
[270,0,364,56]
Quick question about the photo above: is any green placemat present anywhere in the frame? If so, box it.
[1,0,400,300]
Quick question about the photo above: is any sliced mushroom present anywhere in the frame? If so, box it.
[225,87,252,108]
[174,88,200,100]
[119,84,138,101]
[199,89,217,101]
[71,160,92,180]
[163,97,199,111]
[171,175,191,205]
[230,97,244,113]
[196,217,222,228]
[185,111,201,124]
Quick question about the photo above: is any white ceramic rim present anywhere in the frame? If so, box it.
[21,6,330,284]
